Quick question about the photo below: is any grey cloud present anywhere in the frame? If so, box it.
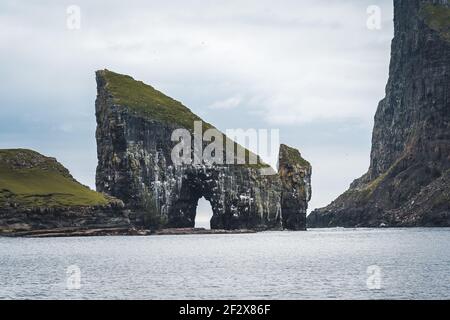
[0,0,394,210]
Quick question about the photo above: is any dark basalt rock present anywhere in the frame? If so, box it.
[95,70,312,231]
[279,144,312,230]
[0,204,131,234]
[308,0,450,228]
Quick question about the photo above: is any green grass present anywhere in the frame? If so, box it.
[100,70,270,169]
[0,149,108,208]
[421,3,450,41]
[280,144,311,168]
[0,149,70,175]
[343,156,405,203]
[100,69,210,131]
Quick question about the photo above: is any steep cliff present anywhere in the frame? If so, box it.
[0,149,130,233]
[279,144,312,230]
[308,0,450,227]
[95,70,312,230]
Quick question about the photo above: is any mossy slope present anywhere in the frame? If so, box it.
[0,149,108,207]
[99,69,269,169]
[279,144,311,168]
[99,69,208,131]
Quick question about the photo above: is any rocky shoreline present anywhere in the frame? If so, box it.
[1,227,257,238]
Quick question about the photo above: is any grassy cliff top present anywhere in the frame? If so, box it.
[0,149,71,176]
[421,3,450,42]
[0,149,108,208]
[98,69,210,131]
[98,70,270,169]
[279,144,311,168]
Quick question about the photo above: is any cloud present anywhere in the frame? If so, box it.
[0,0,394,210]
[208,96,242,110]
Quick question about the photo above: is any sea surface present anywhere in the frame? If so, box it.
[0,228,449,299]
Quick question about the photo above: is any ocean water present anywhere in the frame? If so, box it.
[0,228,449,300]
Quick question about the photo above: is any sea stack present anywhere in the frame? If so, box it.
[95,70,312,230]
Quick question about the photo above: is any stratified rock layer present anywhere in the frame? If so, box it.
[95,70,312,230]
[308,0,450,228]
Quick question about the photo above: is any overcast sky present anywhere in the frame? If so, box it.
[0,0,394,214]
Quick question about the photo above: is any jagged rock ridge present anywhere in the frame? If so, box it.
[95,70,312,230]
[308,0,450,227]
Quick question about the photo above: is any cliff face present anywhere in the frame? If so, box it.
[308,0,450,227]
[279,145,312,230]
[95,70,312,230]
[0,149,129,233]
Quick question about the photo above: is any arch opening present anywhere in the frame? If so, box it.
[195,197,213,229]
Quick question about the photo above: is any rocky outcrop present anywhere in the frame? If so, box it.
[308,0,450,228]
[95,70,312,231]
[0,149,130,233]
[279,144,312,230]
[0,205,131,234]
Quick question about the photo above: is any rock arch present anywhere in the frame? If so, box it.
[95,69,311,231]
[194,197,214,229]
